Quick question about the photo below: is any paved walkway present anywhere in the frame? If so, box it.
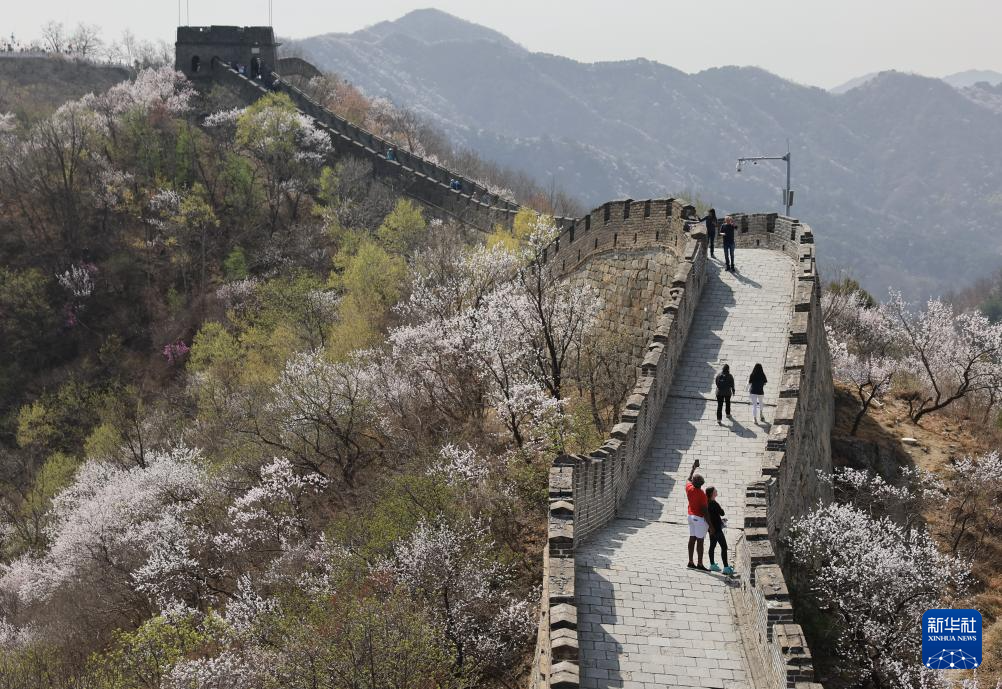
[576,249,795,689]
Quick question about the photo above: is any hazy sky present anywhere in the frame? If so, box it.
[6,1,1002,88]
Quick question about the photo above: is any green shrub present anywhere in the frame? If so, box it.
[223,246,249,281]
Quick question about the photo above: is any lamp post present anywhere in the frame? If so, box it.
[736,143,794,217]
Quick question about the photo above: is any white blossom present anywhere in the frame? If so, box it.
[268,348,387,483]
[304,288,340,321]
[0,618,34,650]
[98,66,195,116]
[819,467,915,511]
[222,575,279,635]
[0,112,16,134]
[790,503,970,686]
[428,444,490,487]
[0,446,209,606]
[390,518,535,670]
[56,262,96,298]
[828,330,896,399]
[131,504,211,610]
[203,107,245,128]
[883,291,1002,422]
[93,165,133,208]
[215,277,260,310]
[223,457,327,551]
[168,649,260,689]
[954,451,1002,487]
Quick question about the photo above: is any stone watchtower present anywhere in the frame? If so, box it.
[175,26,279,80]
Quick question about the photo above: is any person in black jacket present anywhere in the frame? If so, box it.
[748,362,768,424]
[719,215,737,271]
[705,486,733,574]
[699,208,718,258]
[715,364,735,424]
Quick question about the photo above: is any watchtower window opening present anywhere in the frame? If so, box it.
[644,200,651,217]
[190,55,201,73]
[623,202,631,220]
[603,205,611,223]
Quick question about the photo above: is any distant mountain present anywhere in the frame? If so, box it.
[355,8,516,47]
[834,69,1002,94]
[943,69,1002,88]
[959,81,1002,115]
[290,10,1002,298]
[830,72,880,94]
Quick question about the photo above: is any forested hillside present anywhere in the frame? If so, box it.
[0,64,622,688]
[0,58,129,119]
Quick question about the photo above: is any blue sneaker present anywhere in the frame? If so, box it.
[709,563,721,572]
[723,566,735,575]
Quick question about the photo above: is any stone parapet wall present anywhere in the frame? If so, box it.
[212,63,549,233]
[533,227,708,688]
[564,250,679,372]
[268,70,562,234]
[547,199,695,373]
[541,198,694,276]
[276,56,322,79]
[275,75,521,209]
[731,214,832,689]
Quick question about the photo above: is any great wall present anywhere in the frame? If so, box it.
[177,26,835,689]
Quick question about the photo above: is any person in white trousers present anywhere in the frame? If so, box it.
[748,363,768,424]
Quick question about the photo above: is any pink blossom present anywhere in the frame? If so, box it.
[163,340,190,364]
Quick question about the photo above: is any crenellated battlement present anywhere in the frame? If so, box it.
[540,198,696,277]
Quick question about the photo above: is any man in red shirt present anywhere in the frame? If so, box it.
[686,459,713,570]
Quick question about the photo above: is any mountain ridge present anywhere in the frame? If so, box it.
[289,10,1002,298]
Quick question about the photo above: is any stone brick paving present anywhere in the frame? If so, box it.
[576,250,795,688]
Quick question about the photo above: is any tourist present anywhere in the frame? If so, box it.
[705,486,733,574]
[720,215,737,271]
[386,147,397,162]
[686,459,711,571]
[700,208,718,258]
[748,362,768,424]
[715,363,735,424]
